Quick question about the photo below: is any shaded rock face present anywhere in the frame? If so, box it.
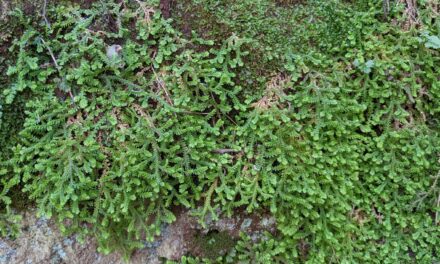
[0,210,125,264]
[153,208,277,261]
[0,208,276,263]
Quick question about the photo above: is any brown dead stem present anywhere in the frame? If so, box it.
[132,103,157,131]
[350,207,368,226]
[135,0,155,24]
[66,112,84,126]
[251,73,291,110]
[427,0,439,16]
[399,0,421,30]
[112,107,130,131]
[152,68,174,106]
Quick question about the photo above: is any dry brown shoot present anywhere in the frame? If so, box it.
[152,68,174,106]
[399,0,421,30]
[251,73,291,110]
[135,0,155,25]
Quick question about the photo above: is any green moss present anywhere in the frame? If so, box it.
[192,230,236,260]
[1,0,440,262]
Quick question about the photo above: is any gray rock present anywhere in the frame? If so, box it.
[0,208,277,263]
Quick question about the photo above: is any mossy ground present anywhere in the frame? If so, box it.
[191,230,236,260]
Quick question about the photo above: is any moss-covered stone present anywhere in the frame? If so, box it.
[191,230,236,260]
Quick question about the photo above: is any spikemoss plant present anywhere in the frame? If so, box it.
[0,0,439,263]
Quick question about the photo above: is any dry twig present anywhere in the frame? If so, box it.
[135,0,155,24]
[42,0,51,29]
[40,38,75,102]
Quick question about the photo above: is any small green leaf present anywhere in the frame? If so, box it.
[79,98,88,108]
[425,35,440,49]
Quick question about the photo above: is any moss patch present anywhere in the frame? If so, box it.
[190,230,236,260]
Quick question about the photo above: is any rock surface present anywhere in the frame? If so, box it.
[0,208,276,263]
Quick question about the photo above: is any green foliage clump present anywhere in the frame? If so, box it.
[0,0,439,263]
[1,0,248,255]
[192,230,236,259]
